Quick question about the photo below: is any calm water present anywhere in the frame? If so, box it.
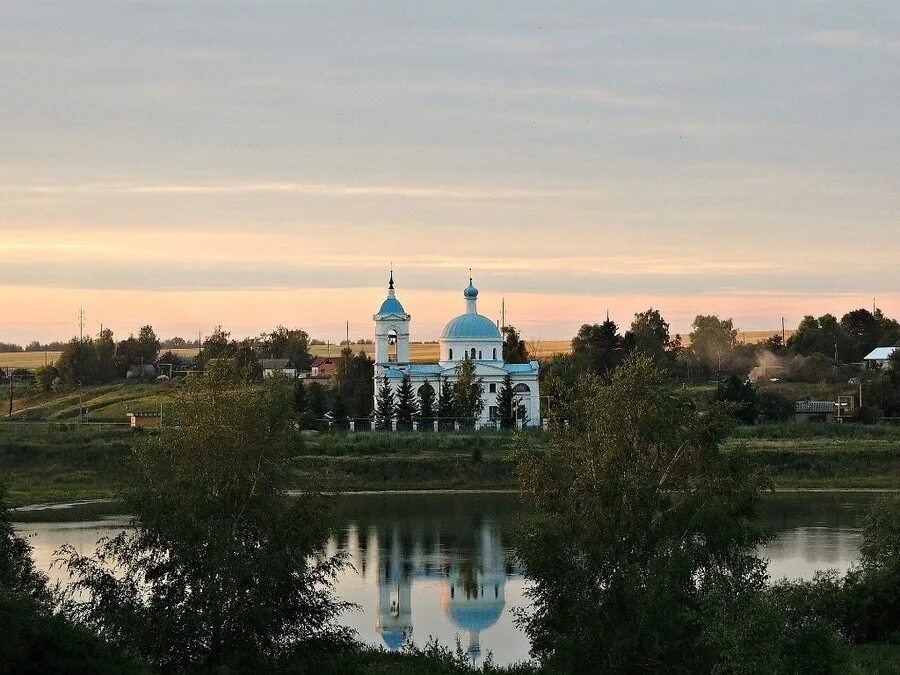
[13,491,880,666]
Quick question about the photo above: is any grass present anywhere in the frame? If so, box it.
[11,382,181,423]
[1,421,897,507]
[0,422,135,506]
[843,643,900,674]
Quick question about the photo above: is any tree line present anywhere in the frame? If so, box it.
[543,306,900,422]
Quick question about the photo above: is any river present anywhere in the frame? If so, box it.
[12,490,881,667]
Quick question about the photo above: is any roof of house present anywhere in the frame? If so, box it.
[259,358,292,369]
[311,356,340,367]
[504,361,540,374]
[863,347,898,361]
[796,401,835,413]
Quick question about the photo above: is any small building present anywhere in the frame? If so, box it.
[128,411,162,428]
[795,400,836,423]
[259,358,297,379]
[863,347,898,369]
[311,356,340,378]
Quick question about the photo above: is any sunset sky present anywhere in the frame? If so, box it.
[2,2,898,343]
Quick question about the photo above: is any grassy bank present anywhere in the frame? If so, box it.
[1,423,897,507]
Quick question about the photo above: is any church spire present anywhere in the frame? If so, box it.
[389,266,394,291]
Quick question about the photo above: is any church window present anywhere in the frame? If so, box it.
[489,383,496,393]
[470,347,476,359]
[492,348,497,360]
[478,350,482,359]
[449,348,453,360]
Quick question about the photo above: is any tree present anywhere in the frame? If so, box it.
[515,355,792,672]
[233,339,261,383]
[55,337,99,386]
[257,327,313,371]
[625,308,673,363]
[95,328,116,382]
[689,315,738,376]
[502,326,529,363]
[496,372,515,429]
[437,377,455,430]
[305,381,329,421]
[333,348,375,419]
[453,357,484,427]
[418,380,436,428]
[59,374,349,671]
[571,317,622,379]
[374,377,395,430]
[0,483,49,603]
[716,375,761,425]
[787,314,850,361]
[840,309,878,362]
[196,325,235,367]
[33,365,58,393]
[137,325,160,364]
[394,375,418,430]
[874,308,900,346]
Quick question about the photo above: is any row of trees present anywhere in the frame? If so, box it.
[369,358,519,429]
[4,358,898,671]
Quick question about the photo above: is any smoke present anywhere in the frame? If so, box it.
[749,350,781,382]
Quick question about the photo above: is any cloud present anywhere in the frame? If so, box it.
[0,181,601,200]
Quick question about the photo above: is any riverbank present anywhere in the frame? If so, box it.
[1,423,898,507]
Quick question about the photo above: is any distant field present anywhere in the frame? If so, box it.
[0,331,793,369]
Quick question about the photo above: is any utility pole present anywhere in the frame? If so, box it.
[78,306,86,342]
[501,298,506,331]
[8,369,13,418]
[346,321,350,345]
[781,317,785,345]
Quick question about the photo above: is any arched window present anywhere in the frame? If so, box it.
[387,329,398,362]
[492,348,497,360]
[513,383,531,393]
[478,350,482,359]
[449,348,453,360]
[470,347,476,359]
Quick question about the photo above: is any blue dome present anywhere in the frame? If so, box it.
[463,284,478,299]
[381,630,407,651]
[441,313,501,340]
[447,603,504,633]
[378,296,406,315]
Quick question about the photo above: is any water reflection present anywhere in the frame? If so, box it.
[12,491,883,667]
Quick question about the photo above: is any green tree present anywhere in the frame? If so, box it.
[716,375,761,425]
[394,375,418,430]
[496,372,515,429]
[502,325,529,363]
[0,483,49,602]
[787,314,850,361]
[374,376,395,430]
[571,317,622,379]
[94,327,116,382]
[233,339,261,383]
[137,325,161,363]
[32,365,58,393]
[625,308,673,363]
[417,380,436,428]
[59,374,348,671]
[515,355,786,672]
[332,348,375,419]
[453,357,483,426]
[257,326,313,371]
[840,309,878,362]
[689,315,738,376]
[306,381,329,421]
[196,325,235,367]
[55,337,99,386]
[874,308,900,346]
[437,377,455,430]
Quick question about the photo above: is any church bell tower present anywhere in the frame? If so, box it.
[373,270,411,373]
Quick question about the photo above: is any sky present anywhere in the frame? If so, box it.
[1,1,898,343]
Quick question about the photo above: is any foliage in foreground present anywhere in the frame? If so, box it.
[57,371,350,671]
[516,355,837,673]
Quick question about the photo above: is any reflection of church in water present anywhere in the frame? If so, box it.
[344,510,521,659]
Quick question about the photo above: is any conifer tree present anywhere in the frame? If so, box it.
[374,376,395,430]
[394,374,418,430]
[418,379,436,429]
[496,372,515,429]
[437,377,455,430]
[454,357,484,427]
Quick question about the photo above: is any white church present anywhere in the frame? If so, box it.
[373,272,541,427]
